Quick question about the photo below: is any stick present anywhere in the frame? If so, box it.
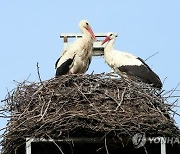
[145,52,159,61]
[36,62,42,83]
[104,136,109,154]
[116,87,126,111]
[46,134,64,154]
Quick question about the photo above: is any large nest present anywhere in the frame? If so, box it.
[1,73,180,153]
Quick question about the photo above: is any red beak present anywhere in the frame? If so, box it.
[101,36,110,45]
[87,27,97,41]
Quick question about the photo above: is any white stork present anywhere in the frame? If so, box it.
[102,33,162,88]
[55,20,96,76]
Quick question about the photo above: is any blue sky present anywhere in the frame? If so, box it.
[0,0,180,139]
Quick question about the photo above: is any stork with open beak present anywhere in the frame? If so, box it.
[102,33,162,88]
[55,20,96,76]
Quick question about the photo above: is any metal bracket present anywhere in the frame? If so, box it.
[60,33,118,56]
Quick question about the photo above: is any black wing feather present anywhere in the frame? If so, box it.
[55,55,76,76]
[85,57,92,72]
[137,57,152,70]
[55,58,60,69]
[118,57,162,88]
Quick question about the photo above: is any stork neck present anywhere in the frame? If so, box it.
[105,38,115,51]
[81,28,92,40]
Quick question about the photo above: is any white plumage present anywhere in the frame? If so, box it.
[102,33,162,88]
[55,20,96,76]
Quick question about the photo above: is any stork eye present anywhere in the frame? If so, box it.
[86,22,89,26]
[110,34,113,36]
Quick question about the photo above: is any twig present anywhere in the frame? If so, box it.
[105,92,119,106]
[104,136,109,154]
[168,82,180,98]
[46,134,64,154]
[36,62,42,83]
[38,99,51,122]
[169,108,180,116]
[145,52,159,61]
[74,82,101,114]
[162,77,167,86]
[116,87,126,111]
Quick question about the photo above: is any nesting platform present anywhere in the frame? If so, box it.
[1,73,180,154]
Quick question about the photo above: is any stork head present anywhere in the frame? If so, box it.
[79,20,97,40]
[101,32,116,45]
